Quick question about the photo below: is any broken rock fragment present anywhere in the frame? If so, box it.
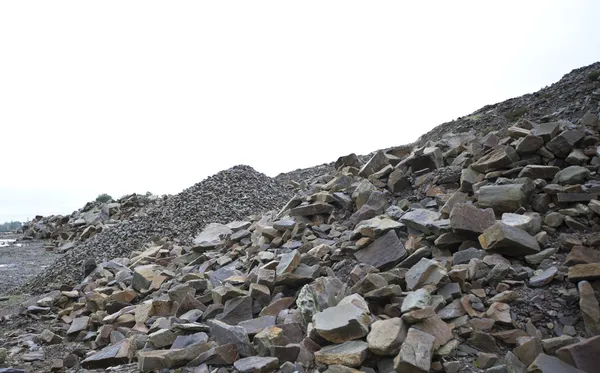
[479,222,540,256]
[393,327,436,373]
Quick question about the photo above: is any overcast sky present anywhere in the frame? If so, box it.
[1,1,599,222]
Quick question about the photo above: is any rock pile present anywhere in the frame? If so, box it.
[20,166,293,293]
[2,63,600,373]
[21,193,163,251]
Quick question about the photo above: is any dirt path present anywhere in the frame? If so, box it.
[0,234,61,296]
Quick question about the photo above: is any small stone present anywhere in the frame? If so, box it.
[529,266,558,287]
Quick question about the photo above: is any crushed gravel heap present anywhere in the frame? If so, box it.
[21,165,293,293]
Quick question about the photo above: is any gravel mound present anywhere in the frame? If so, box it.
[20,165,293,293]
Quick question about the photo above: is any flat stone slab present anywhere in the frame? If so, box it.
[314,341,369,368]
[354,230,406,269]
[479,222,540,257]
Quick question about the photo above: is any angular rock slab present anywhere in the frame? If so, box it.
[313,303,371,343]
[450,203,496,235]
[367,317,407,356]
[401,209,443,235]
[556,335,600,373]
[81,339,130,369]
[405,258,447,291]
[296,276,346,324]
[393,327,436,373]
[578,281,600,336]
[234,356,280,373]
[478,184,527,214]
[314,341,369,368]
[470,146,519,173]
[479,222,540,257]
[354,230,407,269]
[193,223,232,246]
[528,353,586,373]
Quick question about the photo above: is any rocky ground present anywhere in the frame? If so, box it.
[18,165,294,294]
[0,234,58,297]
[1,63,600,373]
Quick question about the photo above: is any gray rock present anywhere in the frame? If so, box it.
[234,357,280,373]
[388,169,411,193]
[393,328,436,373]
[450,203,496,235]
[470,146,519,173]
[208,319,254,357]
[518,165,560,180]
[289,202,333,217]
[313,303,371,343]
[529,266,558,287]
[407,147,443,172]
[81,339,131,369]
[478,185,527,214]
[553,166,590,185]
[401,289,431,313]
[359,150,390,178]
[461,168,485,192]
[453,248,486,265]
[354,216,402,238]
[367,317,407,356]
[401,209,443,235]
[516,134,544,153]
[501,213,534,233]
[354,230,407,269]
[314,341,369,368]
[528,353,586,373]
[547,129,585,158]
[405,258,447,291]
[193,223,233,246]
[479,222,540,256]
[531,122,560,142]
[296,277,346,324]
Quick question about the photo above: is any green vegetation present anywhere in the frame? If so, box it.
[588,70,600,81]
[505,106,528,121]
[95,193,113,203]
[465,113,483,121]
[0,221,23,232]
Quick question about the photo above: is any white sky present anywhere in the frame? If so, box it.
[1,1,600,222]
